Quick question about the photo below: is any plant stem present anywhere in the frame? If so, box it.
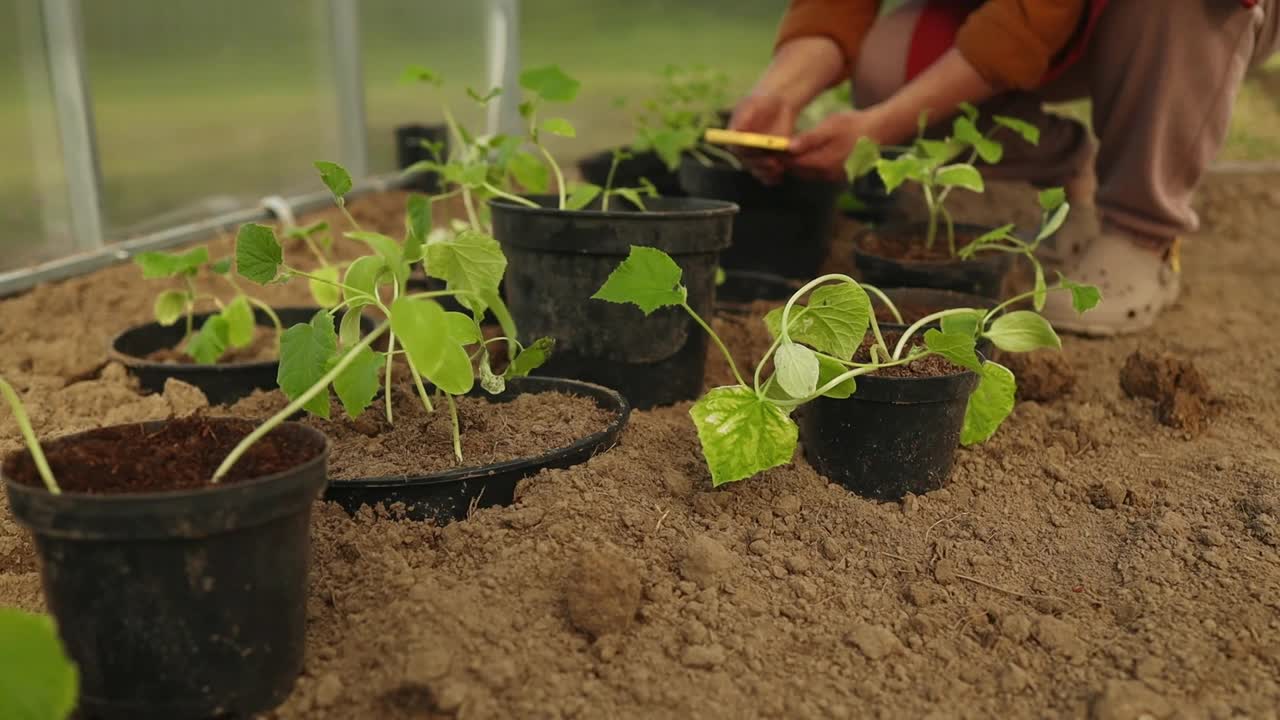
[0,377,59,494]
[462,188,482,230]
[445,393,463,462]
[680,302,745,387]
[244,297,284,350]
[406,360,435,413]
[338,200,363,234]
[601,153,623,212]
[861,283,904,325]
[700,143,742,169]
[537,145,567,209]
[892,308,976,360]
[213,322,390,482]
[941,204,956,257]
[481,182,540,209]
[923,184,939,250]
[384,285,400,424]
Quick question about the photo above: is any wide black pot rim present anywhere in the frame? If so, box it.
[327,375,629,491]
[854,222,1013,271]
[107,305,320,372]
[2,419,329,536]
[490,194,738,221]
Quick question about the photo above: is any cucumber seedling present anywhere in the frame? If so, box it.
[625,64,740,171]
[133,245,282,364]
[593,246,1101,486]
[214,160,552,481]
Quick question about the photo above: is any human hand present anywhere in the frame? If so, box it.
[786,110,882,183]
[728,93,798,185]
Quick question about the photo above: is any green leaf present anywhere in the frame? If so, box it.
[591,245,685,315]
[611,187,647,210]
[401,64,442,86]
[344,255,388,303]
[935,164,984,192]
[425,229,507,314]
[443,311,482,346]
[952,116,1003,163]
[519,65,580,102]
[506,336,555,378]
[763,283,870,360]
[774,342,820,399]
[566,183,602,210]
[815,355,857,399]
[844,136,881,180]
[221,295,256,349]
[1036,200,1070,243]
[923,328,982,372]
[961,361,1017,445]
[1057,275,1103,313]
[338,307,365,348]
[186,315,230,365]
[1032,262,1048,312]
[509,150,550,193]
[940,309,983,338]
[235,224,283,284]
[715,267,727,286]
[314,160,352,199]
[689,386,798,486]
[405,195,431,260]
[209,258,233,275]
[277,311,339,418]
[308,265,342,308]
[466,86,502,104]
[541,117,576,137]
[985,310,1062,352]
[331,345,382,419]
[993,115,1041,145]
[1038,187,1066,211]
[0,608,78,720]
[345,231,401,263]
[918,139,964,163]
[479,351,506,394]
[389,297,475,395]
[135,246,209,279]
[957,102,979,120]
[153,289,189,326]
[875,155,926,193]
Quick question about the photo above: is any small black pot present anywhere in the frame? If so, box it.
[577,148,684,197]
[2,419,329,719]
[395,123,450,193]
[715,270,797,315]
[840,170,896,224]
[677,155,840,279]
[490,195,736,409]
[853,222,1012,299]
[324,377,629,523]
[110,307,372,406]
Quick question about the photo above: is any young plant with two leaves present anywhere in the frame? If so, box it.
[592,246,1101,486]
[211,161,552,481]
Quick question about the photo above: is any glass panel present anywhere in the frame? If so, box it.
[81,0,340,238]
[0,0,74,272]
[361,1,489,174]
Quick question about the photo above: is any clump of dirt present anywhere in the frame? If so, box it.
[1000,349,1076,402]
[143,325,277,364]
[1119,350,1215,434]
[564,544,643,638]
[225,380,617,480]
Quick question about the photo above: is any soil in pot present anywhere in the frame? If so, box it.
[854,222,1013,298]
[395,123,449,194]
[799,332,978,501]
[2,416,328,720]
[110,306,370,406]
[577,148,684,197]
[491,195,736,410]
[678,155,840,279]
[227,376,629,524]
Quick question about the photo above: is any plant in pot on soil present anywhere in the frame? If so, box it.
[844,105,1052,298]
[0,374,330,719]
[483,66,739,409]
[231,160,629,522]
[594,246,1101,499]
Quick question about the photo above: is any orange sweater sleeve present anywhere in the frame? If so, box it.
[955,0,1089,90]
[775,0,880,74]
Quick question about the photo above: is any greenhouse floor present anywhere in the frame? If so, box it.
[2,173,1278,718]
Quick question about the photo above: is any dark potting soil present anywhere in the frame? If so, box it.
[144,324,277,365]
[2,416,321,494]
[226,379,614,480]
[856,331,966,379]
[873,302,953,325]
[860,228,979,262]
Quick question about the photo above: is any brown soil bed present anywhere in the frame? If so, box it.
[226,380,614,480]
[858,227,982,262]
[3,177,1280,717]
[2,416,320,493]
[143,324,277,364]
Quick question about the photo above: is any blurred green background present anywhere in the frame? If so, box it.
[1,0,1277,272]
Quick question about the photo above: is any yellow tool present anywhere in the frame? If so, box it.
[703,128,790,152]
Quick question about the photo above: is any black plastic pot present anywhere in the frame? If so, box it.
[840,170,896,224]
[799,366,980,501]
[577,147,684,197]
[715,270,797,315]
[109,307,371,406]
[490,195,736,409]
[324,377,629,523]
[854,222,1012,298]
[2,419,329,719]
[395,123,449,193]
[677,155,840,279]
